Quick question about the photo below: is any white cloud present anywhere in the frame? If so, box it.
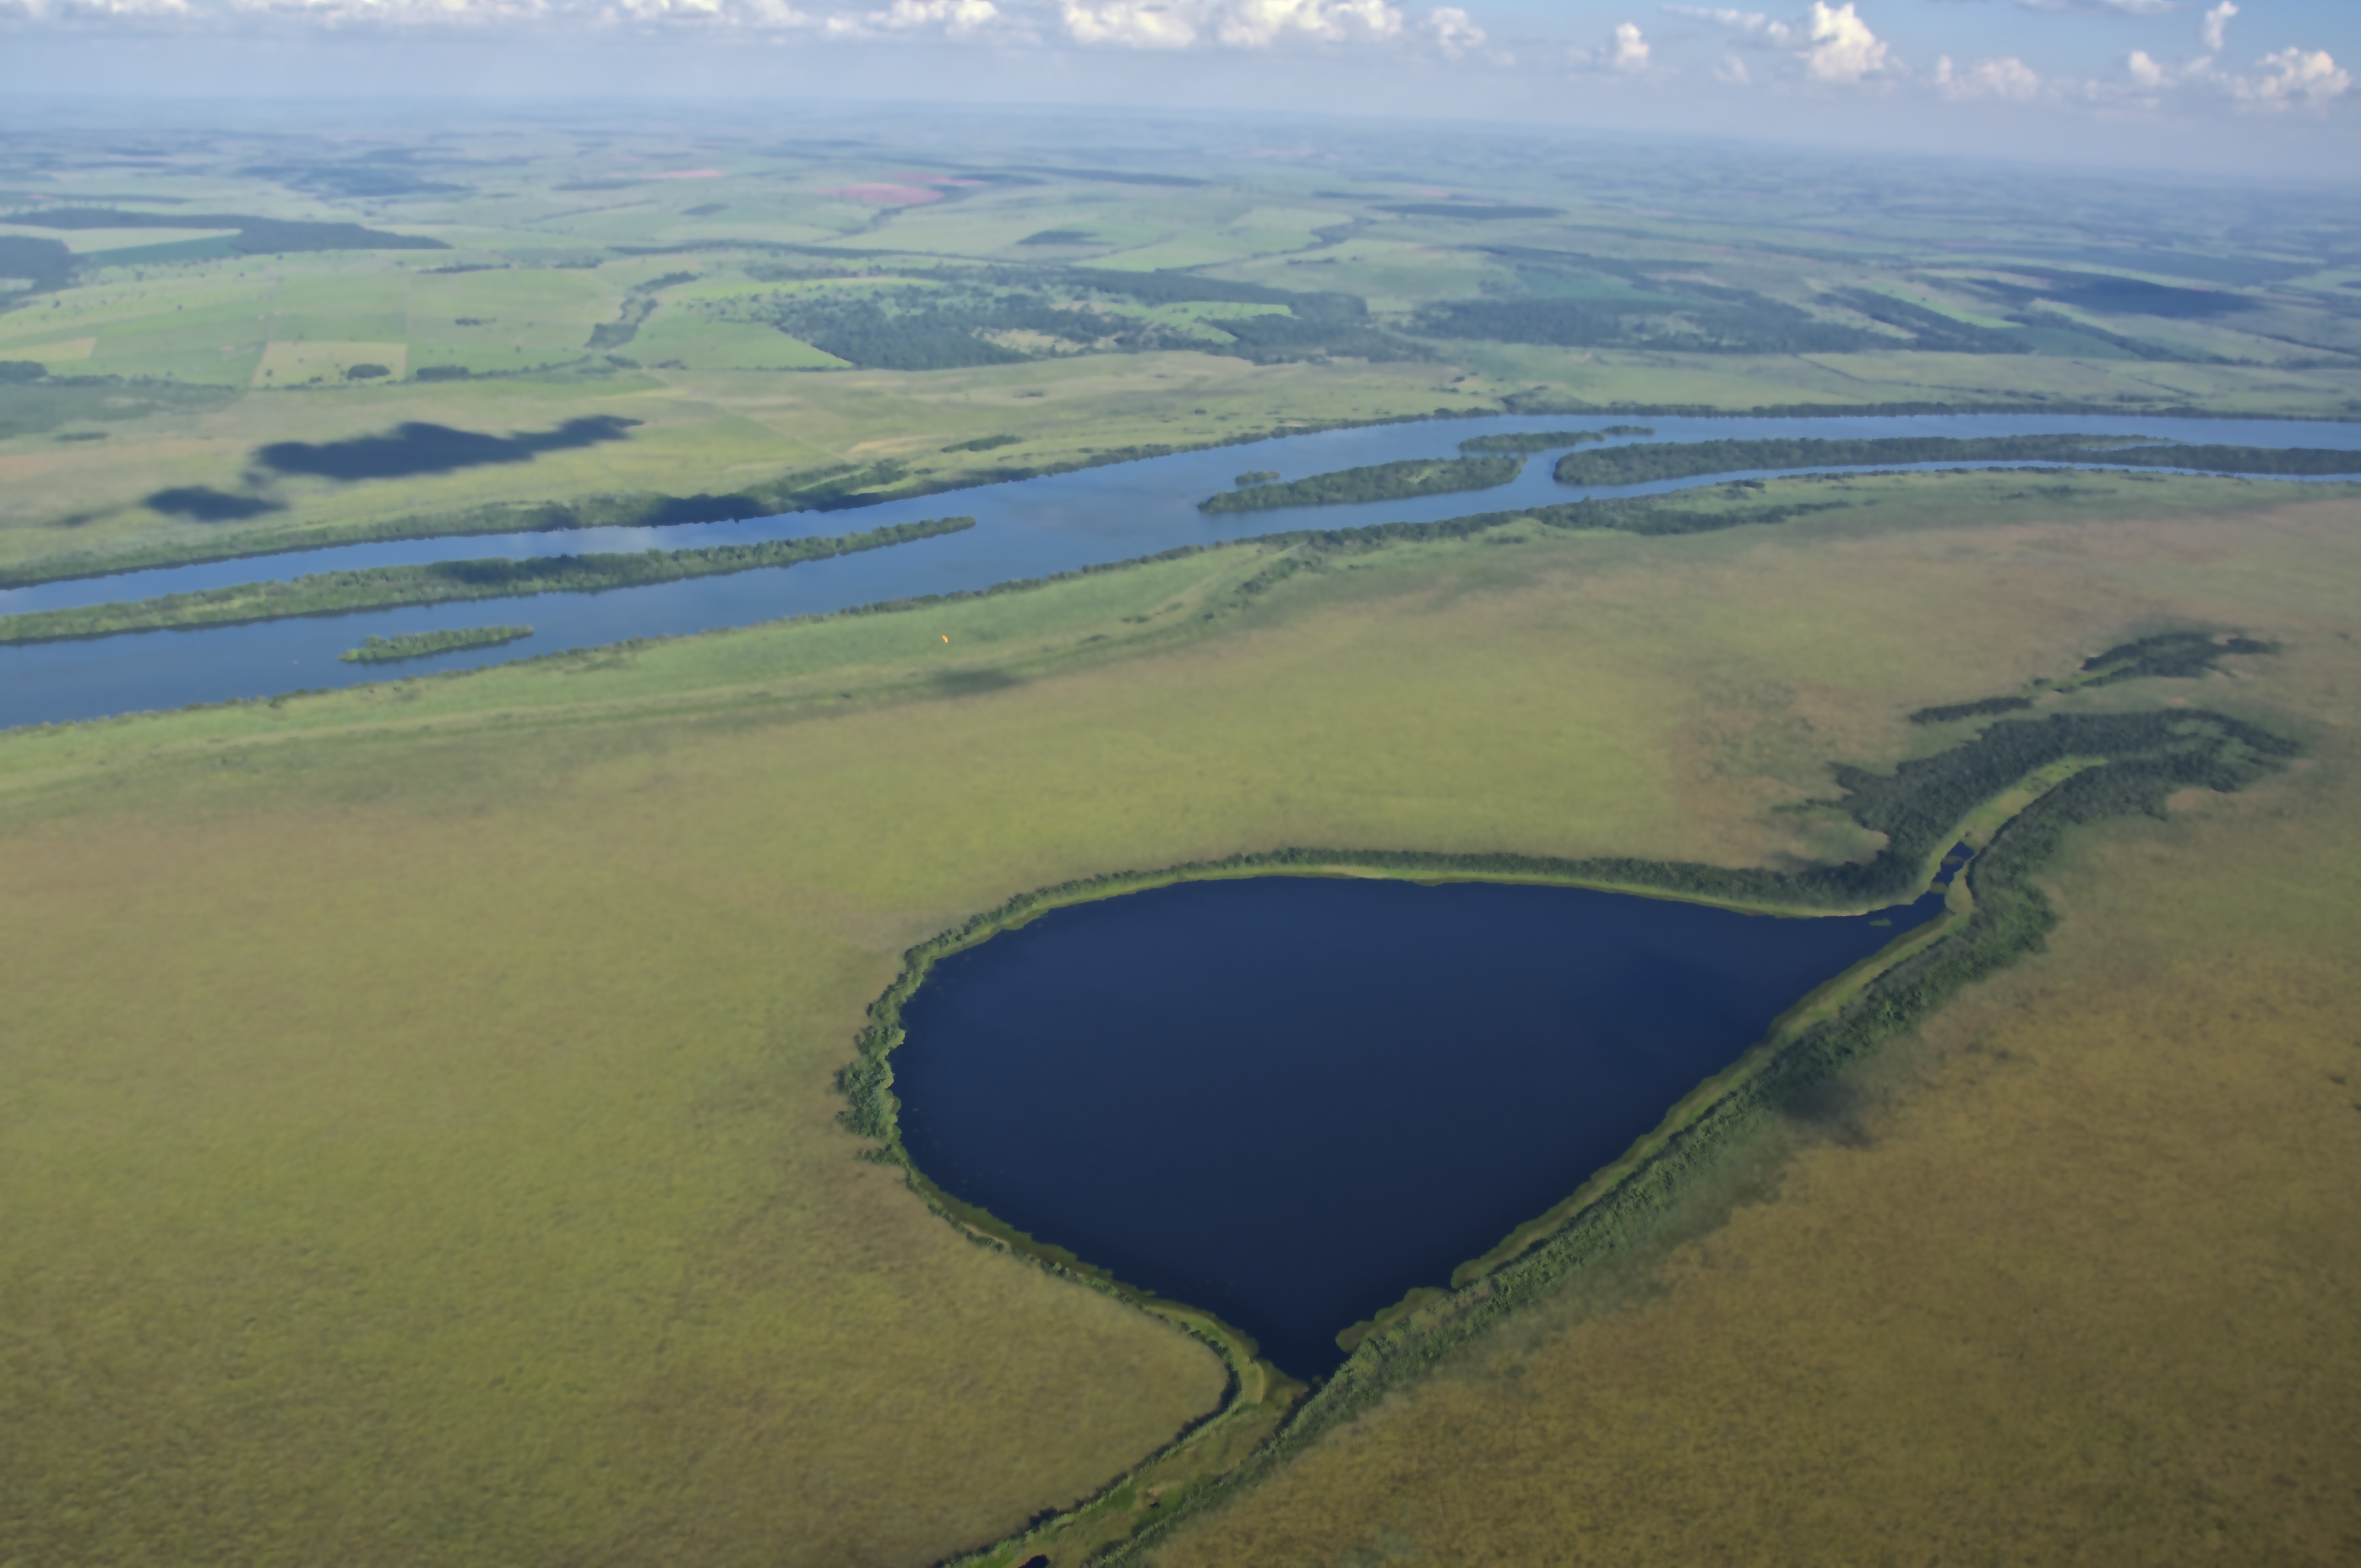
[1713,50,1749,83]
[1059,1,1193,46]
[1422,2,1478,56]
[1796,1,1881,81]
[824,0,994,35]
[2016,0,2177,14]
[2228,46,2350,112]
[1936,52,2041,101]
[1667,2,1886,84]
[29,0,194,13]
[2198,0,2232,52]
[2117,20,2350,117]
[1610,19,1649,72]
[1214,0,1399,46]
[1054,0,1399,48]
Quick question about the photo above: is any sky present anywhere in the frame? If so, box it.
[2,0,2354,178]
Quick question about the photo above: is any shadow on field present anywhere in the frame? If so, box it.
[144,486,287,522]
[929,667,1024,698]
[251,415,640,482]
[1772,1076,1879,1150]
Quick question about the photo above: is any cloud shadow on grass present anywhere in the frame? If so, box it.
[251,415,640,482]
[143,486,289,522]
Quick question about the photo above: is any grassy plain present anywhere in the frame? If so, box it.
[4,473,2358,1564]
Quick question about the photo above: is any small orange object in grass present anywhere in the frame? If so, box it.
[941,634,949,643]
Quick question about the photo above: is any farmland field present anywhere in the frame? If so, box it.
[4,108,2359,584]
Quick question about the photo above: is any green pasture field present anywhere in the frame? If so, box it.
[6,471,2359,1566]
[4,113,2358,588]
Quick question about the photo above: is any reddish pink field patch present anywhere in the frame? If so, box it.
[820,183,946,206]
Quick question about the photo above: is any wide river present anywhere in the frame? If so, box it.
[893,870,1957,1380]
[3,411,2354,729]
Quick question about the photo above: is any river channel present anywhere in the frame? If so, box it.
[3,411,2354,729]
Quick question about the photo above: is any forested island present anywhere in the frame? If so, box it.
[1459,425,1653,454]
[1553,435,2361,487]
[0,516,975,645]
[341,626,534,663]
[1200,456,1520,513]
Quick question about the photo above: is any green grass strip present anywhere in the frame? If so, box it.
[0,515,975,646]
[1553,434,2361,487]
[340,625,533,663]
[1457,423,1653,454]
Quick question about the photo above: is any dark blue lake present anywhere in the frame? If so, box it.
[891,873,1949,1380]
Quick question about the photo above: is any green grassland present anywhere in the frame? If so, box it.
[6,471,2359,1564]
[3,111,2358,586]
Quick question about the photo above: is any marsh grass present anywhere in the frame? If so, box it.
[4,473,2357,1565]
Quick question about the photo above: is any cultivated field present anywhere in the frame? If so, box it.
[4,109,2358,582]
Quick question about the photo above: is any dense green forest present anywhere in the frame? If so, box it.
[1552,435,2361,487]
[0,516,974,644]
[340,625,533,663]
[1200,456,1521,513]
[1412,291,1886,355]
[1458,426,1653,455]
[728,268,1413,369]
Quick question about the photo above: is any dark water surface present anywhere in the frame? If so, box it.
[4,411,2353,729]
[893,873,1950,1379]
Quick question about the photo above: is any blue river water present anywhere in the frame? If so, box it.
[3,411,2354,729]
[893,871,1956,1380]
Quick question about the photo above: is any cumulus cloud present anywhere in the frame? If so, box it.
[1058,1,1193,46]
[1666,2,1889,84]
[2197,0,2231,52]
[1611,19,1648,72]
[824,0,994,36]
[1936,52,2041,101]
[1217,0,1399,46]
[2114,2,2349,116]
[2108,1,2351,113]
[1421,3,1478,57]
[2015,0,2178,15]
[1054,0,1398,48]
[1568,18,1653,74]
[2227,46,2351,112]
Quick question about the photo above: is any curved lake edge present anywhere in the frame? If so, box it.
[859,857,1957,1567]
[877,710,2298,1568]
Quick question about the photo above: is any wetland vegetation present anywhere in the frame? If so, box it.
[1457,424,1652,454]
[1551,434,2361,487]
[1198,455,1520,512]
[0,515,973,644]
[341,625,532,663]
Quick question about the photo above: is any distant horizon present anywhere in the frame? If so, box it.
[4,0,2353,182]
[3,82,2357,191]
